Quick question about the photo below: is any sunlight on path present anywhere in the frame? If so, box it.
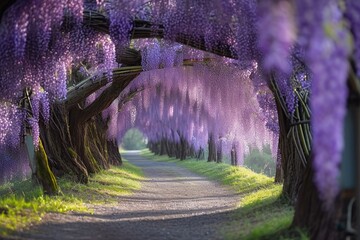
[11,152,240,240]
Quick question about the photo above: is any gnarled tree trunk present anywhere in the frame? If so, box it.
[67,74,139,176]
[108,139,122,166]
[292,159,344,240]
[40,104,89,183]
[276,103,305,203]
[270,75,306,203]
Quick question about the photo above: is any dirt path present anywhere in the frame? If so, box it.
[9,152,240,240]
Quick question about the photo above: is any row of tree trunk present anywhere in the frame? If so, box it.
[25,10,350,240]
[145,97,348,240]
[148,132,241,166]
[39,104,123,185]
[148,136,197,161]
[34,67,140,192]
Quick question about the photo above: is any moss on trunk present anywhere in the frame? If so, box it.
[35,140,60,195]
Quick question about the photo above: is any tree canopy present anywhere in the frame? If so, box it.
[0,0,359,216]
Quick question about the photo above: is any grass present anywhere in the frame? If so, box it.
[0,160,143,236]
[141,149,308,240]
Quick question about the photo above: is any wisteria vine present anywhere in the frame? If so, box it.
[0,0,358,206]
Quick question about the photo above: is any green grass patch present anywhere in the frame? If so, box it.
[60,161,144,204]
[141,149,274,194]
[141,149,308,240]
[0,161,143,236]
[225,193,298,240]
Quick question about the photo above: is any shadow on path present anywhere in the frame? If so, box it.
[8,152,241,240]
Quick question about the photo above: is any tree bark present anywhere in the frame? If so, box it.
[68,73,139,174]
[292,159,345,240]
[165,140,173,158]
[178,133,188,160]
[272,84,305,203]
[160,138,167,156]
[40,104,89,183]
[35,140,60,195]
[216,137,223,163]
[107,139,122,166]
[207,133,217,162]
[69,107,101,174]
[78,74,139,123]
[230,143,237,166]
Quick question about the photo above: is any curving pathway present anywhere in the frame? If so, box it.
[9,152,240,240]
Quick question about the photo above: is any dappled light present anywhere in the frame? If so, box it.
[0,0,359,239]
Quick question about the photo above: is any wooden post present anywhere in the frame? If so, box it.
[24,135,37,177]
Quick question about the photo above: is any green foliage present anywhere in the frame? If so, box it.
[240,184,282,211]
[244,144,276,177]
[0,161,143,236]
[121,128,147,150]
[225,188,306,240]
[141,149,308,240]
[0,180,86,236]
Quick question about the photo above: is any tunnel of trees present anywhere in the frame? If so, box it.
[0,0,360,239]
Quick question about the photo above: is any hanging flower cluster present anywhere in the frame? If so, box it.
[0,0,358,205]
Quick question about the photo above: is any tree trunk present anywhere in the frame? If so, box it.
[292,159,345,240]
[40,104,89,183]
[179,135,187,160]
[67,73,139,174]
[275,93,305,203]
[107,139,122,166]
[207,133,217,162]
[189,145,196,158]
[148,141,157,154]
[230,143,237,166]
[165,140,174,158]
[217,137,223,163]
[87,117,111,169]
[197,147,204,160]
[69,106,101,174]
[35,140,60,195]
[160,138,167,156]
[174,142,181,159]
[153,142,160,155]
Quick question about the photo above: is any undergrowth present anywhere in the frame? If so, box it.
[141,149,308,240]
[0,160,143,236]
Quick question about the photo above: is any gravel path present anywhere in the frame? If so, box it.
[8,152,240,240]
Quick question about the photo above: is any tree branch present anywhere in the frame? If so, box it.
[64,51,212,109]
[78,73,140,123]
[64,66,142,108]
[83,10,237,60]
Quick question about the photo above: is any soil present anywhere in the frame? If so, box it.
[5,152,241,240]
